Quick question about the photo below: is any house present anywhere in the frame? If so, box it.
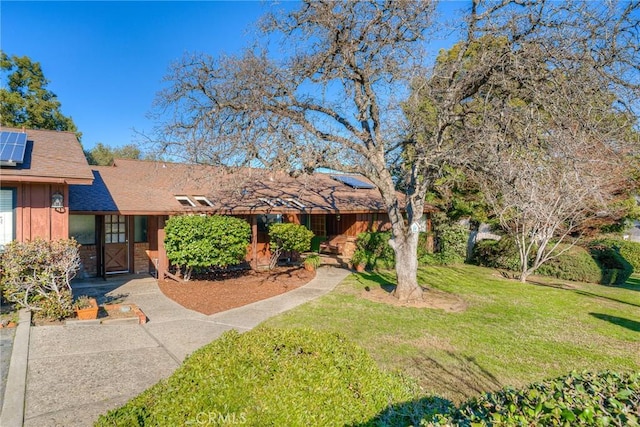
[1,128,434,278]
[0,128,93,250]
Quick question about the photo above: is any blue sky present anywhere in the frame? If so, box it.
[1,1,463,151]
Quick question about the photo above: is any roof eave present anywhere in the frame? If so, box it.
[0,175,93,185]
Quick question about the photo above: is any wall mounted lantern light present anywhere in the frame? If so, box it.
[51,192,64,210]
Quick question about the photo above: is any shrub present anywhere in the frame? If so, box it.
[350,248,368,269]
[431,371,640,426]
[618,240,640,272]
[268,222,314,269]
[535,245,602,284]
[303,253,321,270]
[588,240,633,286]
[96,328,419,426]
[594,238,640,273]
[471,239,621,284]
[471,237,520,271]
[355,231,395,270]
[164,215,251,280]
[433,223,468,265]
[1,238,80,320]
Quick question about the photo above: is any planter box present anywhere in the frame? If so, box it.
[75,298,99,320]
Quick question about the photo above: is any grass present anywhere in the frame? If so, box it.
[263,265,640,403]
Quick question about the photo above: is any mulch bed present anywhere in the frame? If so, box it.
[158,266,316,315]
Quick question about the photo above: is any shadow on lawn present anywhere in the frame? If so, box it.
[406,351,503,404]
[349,396,454,427]
[574,290,640,309]
[617,275,640,292]
[590,313,640,332]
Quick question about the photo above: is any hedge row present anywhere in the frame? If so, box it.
[471,238,635,285]
[432,371,640,426]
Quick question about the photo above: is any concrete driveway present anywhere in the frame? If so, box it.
[7,266,349,427]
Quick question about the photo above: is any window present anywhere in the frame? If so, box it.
[69,215,96,245]
[134,215,148,242]
[257,214,282,232]
[105,215,127,243]
[0,188,16,250]
[310,215,326,237]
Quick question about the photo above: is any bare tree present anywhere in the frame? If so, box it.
[477,118,635,282]
[151,1,639,300]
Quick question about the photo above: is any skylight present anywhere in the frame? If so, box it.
[175,196,196,207]
[193,196,214,207]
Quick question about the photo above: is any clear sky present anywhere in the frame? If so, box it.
[1,1,463,151]
[1,1,278,150]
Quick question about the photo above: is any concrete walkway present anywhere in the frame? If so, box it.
[13,265,350,427]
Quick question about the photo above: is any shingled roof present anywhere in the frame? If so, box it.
[69,158,424,215]
[0,127,93,184]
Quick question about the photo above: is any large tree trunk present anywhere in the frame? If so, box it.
[389,231,423,302]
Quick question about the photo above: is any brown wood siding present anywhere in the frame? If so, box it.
[13,182,68,242]
[339,213,391,236]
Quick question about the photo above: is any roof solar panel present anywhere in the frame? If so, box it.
[331,175,376,189]
[0,132,28,166]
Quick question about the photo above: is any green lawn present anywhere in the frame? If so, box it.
[263,265,640,403]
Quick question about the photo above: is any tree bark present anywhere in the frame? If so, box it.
[389,230,423,302]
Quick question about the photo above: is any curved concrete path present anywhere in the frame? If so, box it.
[11,266,350,427]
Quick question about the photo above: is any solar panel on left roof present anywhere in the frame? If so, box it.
[0,132,28,166]
[331,175,376,189]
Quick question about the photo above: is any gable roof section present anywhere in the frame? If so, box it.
[0,127,93,184]
[69,158,426,215]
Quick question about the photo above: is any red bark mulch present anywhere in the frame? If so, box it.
[157,266,316,315]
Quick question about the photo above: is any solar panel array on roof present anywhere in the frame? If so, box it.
[0,131,28,166]
[331,175,376,189]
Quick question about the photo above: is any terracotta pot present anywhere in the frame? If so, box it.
[304,263,315,272]
[355,264,365,273]
[75,298,99,320]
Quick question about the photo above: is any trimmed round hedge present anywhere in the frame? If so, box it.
[95,328,419,426]
[430,371,640,426]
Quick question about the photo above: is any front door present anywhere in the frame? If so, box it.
[104,215,128,273]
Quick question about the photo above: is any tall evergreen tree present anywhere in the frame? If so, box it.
[0,51,80,138]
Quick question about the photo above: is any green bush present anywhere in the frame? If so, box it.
[594,238,640,273]
[471,238,630,285]
[618,240,640,272]
[433,223,468,265]
[588,240,633,286]
[431,371,640,426]
[355,231,395,270]
[1,238,80,320]
[471,237,520,271]
[96,328,419,426]
[164,215,251,280]
[268,222,314,269]
[535,245,602,284]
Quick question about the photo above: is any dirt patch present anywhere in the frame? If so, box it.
[360,285,467,312]
[158,266,316,315]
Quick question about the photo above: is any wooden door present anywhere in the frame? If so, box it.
[104,215,128,273]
